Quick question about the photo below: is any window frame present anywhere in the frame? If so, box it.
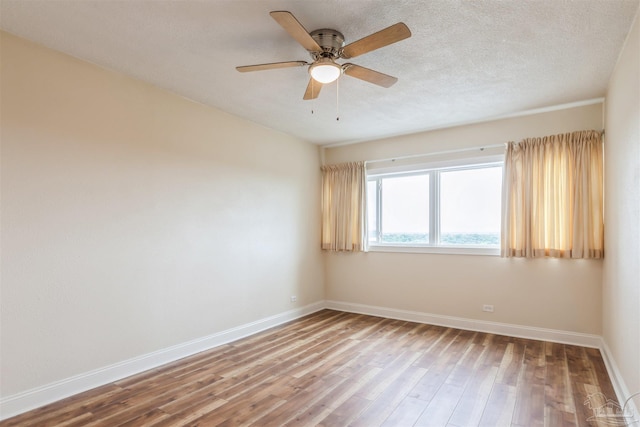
[366,155,503,256]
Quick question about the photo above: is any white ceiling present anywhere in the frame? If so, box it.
[1,0,638,145]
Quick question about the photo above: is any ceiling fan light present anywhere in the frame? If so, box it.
[309,59,342,84]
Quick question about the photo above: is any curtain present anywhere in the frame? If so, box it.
[321,161,366,252]
[501,130,604,258]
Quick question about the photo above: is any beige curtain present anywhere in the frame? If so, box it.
[502,130,604,258]
[321,162,366,252]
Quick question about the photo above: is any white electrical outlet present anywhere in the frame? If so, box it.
[290,295,297,303]
[482,304,494,312]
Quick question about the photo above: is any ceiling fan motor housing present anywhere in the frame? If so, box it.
[309,29,345,59]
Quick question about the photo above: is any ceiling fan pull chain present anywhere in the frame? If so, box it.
[311,79,315,115]
[336,78,340,121]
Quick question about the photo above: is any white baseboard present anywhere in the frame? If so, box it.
[325,300,602,348]
[0,301,325,421]
[326,301,639,418]
[3,300,628,423]
[599,339,640,420]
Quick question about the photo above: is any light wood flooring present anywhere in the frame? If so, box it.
[0,309,618,426]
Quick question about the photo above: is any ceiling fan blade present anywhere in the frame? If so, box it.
[303,78,322,100]
[341,22,411,59]
[236,61,308,73]
[343,64,398,88]
[270,11,322,52]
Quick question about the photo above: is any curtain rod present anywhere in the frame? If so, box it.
[365,143,506,165]
[363,129,604,166]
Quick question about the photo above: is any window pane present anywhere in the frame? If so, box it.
[367,180,378,242]
[381,174,429,243]
[440,167,502,246]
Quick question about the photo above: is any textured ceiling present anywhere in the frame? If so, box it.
[1,0,638,145]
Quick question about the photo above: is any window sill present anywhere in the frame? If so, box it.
[367,244,500,256]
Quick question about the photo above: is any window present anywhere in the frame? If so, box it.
[367,160,503,254]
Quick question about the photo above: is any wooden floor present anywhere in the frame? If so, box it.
[1,310,618,427]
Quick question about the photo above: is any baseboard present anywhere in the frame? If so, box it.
[599,339,640,419]
[326,301,639,418]
[325,300,602,348]
[0,299,621,422]
[0,301,325,421]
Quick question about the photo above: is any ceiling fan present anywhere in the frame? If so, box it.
[236,11,411,100]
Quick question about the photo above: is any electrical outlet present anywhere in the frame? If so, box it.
[482,304,494,312]
[290,295,297,303]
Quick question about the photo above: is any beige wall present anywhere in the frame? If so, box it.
[603,12,640,399]
[0,32,324,397]
[324,104,604,334]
